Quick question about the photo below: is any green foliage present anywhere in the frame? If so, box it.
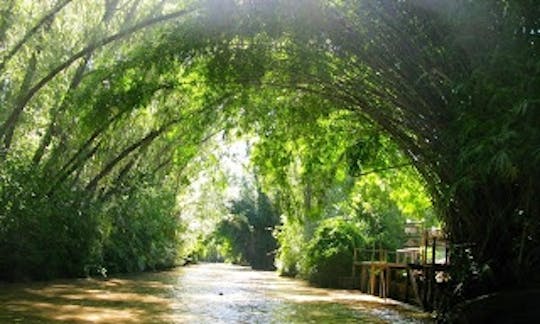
[274,218,306,277]
[0,159,183,280]
[348,174,416,251]
[303,217,365,288]
[211,215,251,265]
[0,160,102,281]
[203,185,280,270]
[431,1,540,302]
[102,183,181,273]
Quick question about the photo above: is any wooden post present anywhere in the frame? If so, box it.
[379,267,385,298]
[445,240,449,265]
[428,266,434,310]
[405,267,410,301]
[385,265,391,299]
[422,266,428,308]
[432,237,437,265]
[369,263,376,295]
[423,231,428,264]
[361,264,368,292]
[408,267,423,306]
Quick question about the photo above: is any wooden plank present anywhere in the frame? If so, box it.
[369,263,376,295]
[387,262,408,269]
[379,268,386,298]
[385,266,391,299]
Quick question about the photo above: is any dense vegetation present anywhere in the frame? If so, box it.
[0,0,538,319]
[303,217,365,288]
[194,181,279,270]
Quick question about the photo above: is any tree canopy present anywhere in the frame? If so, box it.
[0,0,538,316]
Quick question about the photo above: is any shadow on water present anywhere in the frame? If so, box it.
[0,263,432,323]
[0,276,175,323]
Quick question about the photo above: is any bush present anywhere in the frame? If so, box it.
[0,162,102,281]
[303,217,365,287]
[198,188,279,270]
[102,185,181,273]
[275,219,306,277]
[0,160,183,281]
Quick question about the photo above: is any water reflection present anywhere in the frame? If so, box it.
[0,263,431,323]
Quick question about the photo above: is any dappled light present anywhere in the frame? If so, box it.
[0,264,430,323]
[0,279,173,323]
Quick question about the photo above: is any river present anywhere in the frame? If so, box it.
[0,263,432,323]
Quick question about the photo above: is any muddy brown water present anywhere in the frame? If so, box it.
[0,263,433,323]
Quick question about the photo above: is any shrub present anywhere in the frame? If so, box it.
[303,217,365,287]
[102,186,181,273]
[275,219,306,277]
[0,162,102,281]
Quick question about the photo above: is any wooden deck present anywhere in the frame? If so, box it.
[351,226,451,310]
[352,248,450,310]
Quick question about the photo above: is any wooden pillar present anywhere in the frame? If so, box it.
[360,265,368,292]
[432,237,437,265]
[369,264,376,295]
[423,231,428,264]
[385,265,391,299]
[422,266,428,308]
[445,240,449,265]
[380,267,387,298]
[405,267,410,301]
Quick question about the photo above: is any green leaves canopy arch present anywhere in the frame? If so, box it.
[0,0,538,297]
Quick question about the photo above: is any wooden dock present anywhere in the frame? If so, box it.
[352,226,450,310]
[353,251,449,309]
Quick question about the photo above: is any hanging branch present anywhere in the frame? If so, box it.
[0,0,73,73]
[0,6,197,156]
[32,0,145,166]
[353,163,413,178]
[98,156,140,202]
[0,53,37,159]
[84,127,165,192]
[83,93,232,193]
[0,0,16,45]
[32,55,90,166]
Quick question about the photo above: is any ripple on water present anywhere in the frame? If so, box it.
[0,263,432,323]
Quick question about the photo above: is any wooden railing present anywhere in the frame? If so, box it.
[352,246,451,310]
